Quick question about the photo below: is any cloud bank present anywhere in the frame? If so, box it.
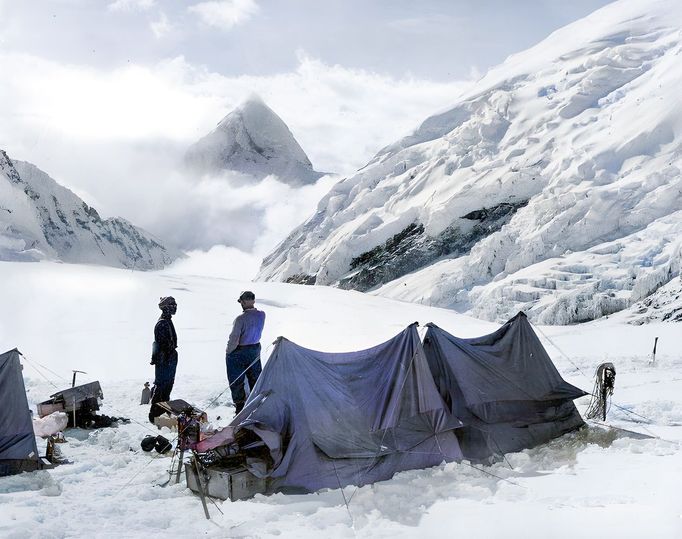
[0,50,470,270]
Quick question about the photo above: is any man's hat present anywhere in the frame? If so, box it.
[237,290,255,303]
[158,296,177,308]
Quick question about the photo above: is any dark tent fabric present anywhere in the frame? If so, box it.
[0,349,41,476]
[422,313,587,462]
[198,324,463,493]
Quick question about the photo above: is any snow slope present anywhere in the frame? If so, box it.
[185,95,325,186]
[0,150,180,270]
[0,260,681,538]
[259,0,682,324]
[628,274,682,323]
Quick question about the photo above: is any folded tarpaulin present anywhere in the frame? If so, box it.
[423,312,587,461]
[198,324,463,494]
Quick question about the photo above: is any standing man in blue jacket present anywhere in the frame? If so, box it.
[226,291,266,414]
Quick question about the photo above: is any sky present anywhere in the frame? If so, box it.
[0,0,614,259]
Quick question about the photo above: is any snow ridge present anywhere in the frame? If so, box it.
[0,150,180,270]
[185,95,325,186]
[258,0,682,324]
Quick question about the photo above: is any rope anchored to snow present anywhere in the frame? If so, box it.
[585,362,616,421]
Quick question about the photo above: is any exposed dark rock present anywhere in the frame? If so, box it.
[338,200,528,292]
[349,223,424,271]
[462,201,528,222]
[82,203,101,221]
[285,273,317,285]
[662,308,682,322]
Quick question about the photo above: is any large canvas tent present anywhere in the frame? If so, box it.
[0,348,41,476]
[422,312,587,461]
[196,324,464,494]
[193,314,587,498]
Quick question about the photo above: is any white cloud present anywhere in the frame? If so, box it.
[188,0,259,30]
[107,0,156,13]
[166,245,261,280]
[0,52,469,171]
[150,12,173,39]
[146,172,339,254]
[0,51,470,254]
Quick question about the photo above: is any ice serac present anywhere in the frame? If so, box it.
[0,150,180,270]
[258,0,682,324]
[185,95,324,186]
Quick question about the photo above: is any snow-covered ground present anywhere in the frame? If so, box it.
[0,260,680,538]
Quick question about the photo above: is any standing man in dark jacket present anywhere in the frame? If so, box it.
[149,296,178,423]
[226,291,265,414]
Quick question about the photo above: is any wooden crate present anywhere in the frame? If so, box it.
[36,402,65,418]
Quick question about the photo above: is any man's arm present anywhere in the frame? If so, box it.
[226,315,243,355]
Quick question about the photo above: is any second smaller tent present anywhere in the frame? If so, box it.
[423,312,587,461]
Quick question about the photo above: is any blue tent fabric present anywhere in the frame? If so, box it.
[422,312,587,461]
[0,348,40,476]
[204,324,463,494]
[198,315,586,494]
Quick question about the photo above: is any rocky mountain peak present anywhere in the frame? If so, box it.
[185,94,325,185]
[0,149,180,269]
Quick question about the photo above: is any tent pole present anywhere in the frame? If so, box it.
[175,449,185,484]
[192,452,211,520]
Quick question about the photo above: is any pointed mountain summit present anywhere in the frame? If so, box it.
[185,95,325,186]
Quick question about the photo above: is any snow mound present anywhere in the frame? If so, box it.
[33,412,68,438]
[258,0,682,324]
[0,150,180,269]
[185,94,325,186]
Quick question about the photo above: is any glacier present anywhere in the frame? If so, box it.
[258,0,682,324]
